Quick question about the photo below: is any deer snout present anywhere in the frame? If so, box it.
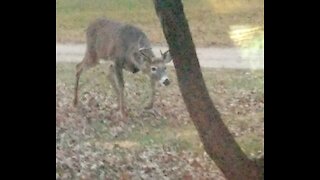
[160,76,170,86]
[163,79,170,86]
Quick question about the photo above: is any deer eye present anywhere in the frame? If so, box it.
[151,67,157,71]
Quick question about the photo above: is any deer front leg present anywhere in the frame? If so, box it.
[143,78,161,117]
[108,63,127,119]
[145,79,156,110]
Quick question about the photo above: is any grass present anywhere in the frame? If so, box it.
[56,0,264,46]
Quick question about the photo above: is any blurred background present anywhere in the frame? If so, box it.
[56,0,264,46]
[56,0,264,68]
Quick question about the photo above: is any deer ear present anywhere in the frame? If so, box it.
[162,50,172,63]
[139,48,152,63]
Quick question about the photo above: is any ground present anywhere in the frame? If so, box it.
[56,62,264,179]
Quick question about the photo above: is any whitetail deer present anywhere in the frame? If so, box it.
[73,18,173,119]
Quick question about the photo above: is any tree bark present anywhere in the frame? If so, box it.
[153,1,263,179]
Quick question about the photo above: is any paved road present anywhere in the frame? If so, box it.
[56,43,264,69]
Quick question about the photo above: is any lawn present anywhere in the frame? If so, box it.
[56,0,264,47]
[56,62,264,179]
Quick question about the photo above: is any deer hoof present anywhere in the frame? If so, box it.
[73,98,78,107]
[144,104,153,110]
[143,108,161,117]
[115,110,128,122]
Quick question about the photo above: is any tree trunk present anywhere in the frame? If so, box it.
[152,1,263,179]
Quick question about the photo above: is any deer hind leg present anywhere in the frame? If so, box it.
[73,51,98,106]
[108,61,126,119]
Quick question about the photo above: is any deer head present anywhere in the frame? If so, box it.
[139,48,173,86]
